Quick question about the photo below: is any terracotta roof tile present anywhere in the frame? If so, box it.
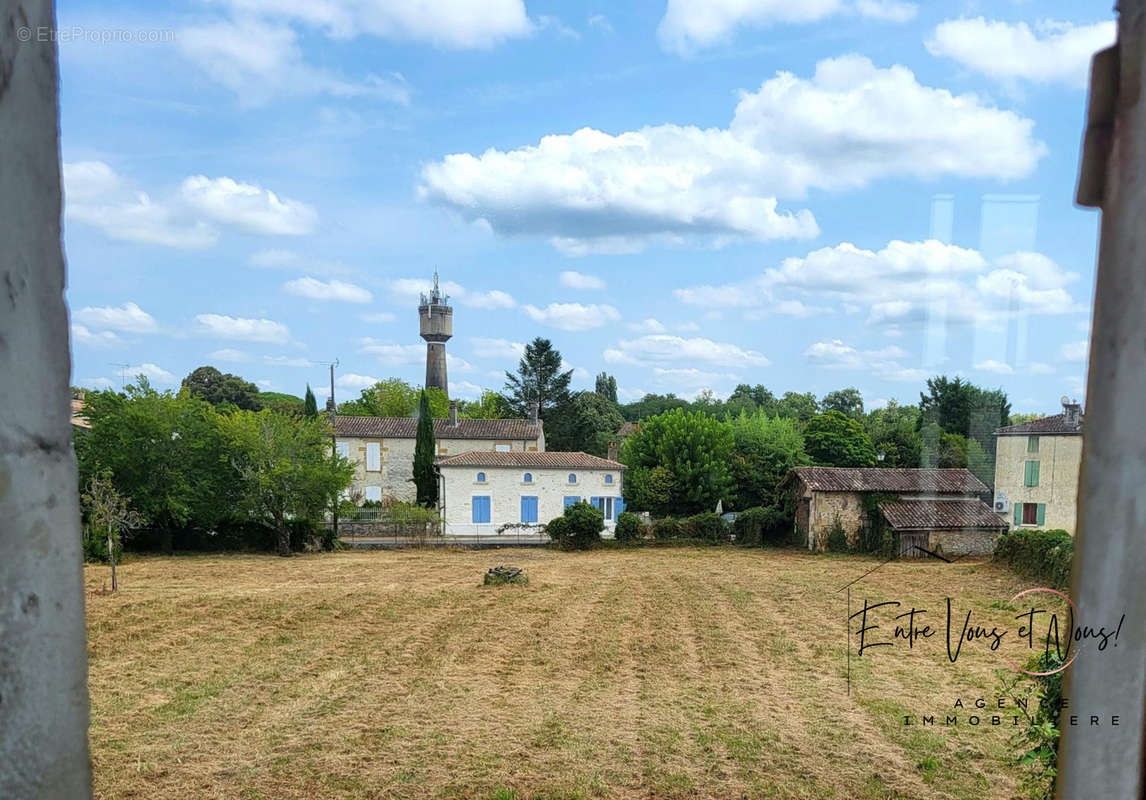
[879,498,1008,531]
[436,451,624,470]
[790,466,988,494]
[335,416,541,440]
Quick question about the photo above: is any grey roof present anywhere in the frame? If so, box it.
[994,413,1083,436]
[436,451,624,470]
[879,498,1008,531]
[335,415,541,440]
[789,466,988,495]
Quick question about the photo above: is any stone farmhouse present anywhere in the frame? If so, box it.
[784,467,1006,557]
[436,451,625,536]
[993,398,1083,534]
[335,401,544,504]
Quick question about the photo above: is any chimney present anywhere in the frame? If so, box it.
[529,401,539,424]
[449,400,458,426]
[607,441,618,461]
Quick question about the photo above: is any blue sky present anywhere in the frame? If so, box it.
[60,0,1109,414]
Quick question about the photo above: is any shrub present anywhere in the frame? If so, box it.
[83,525,119,563]
[683,512,731,543]
[994,529,1073,588]
[731,506,788,547]
[826,516,850,552]
[652,516,685,540]
[614,511,642,544]
[546,501,604,550]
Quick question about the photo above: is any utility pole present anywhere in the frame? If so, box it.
[109,362,130,389]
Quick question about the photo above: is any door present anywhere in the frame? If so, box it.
[899,532,927,558]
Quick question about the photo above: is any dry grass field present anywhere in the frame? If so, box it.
[84,548,1057,799]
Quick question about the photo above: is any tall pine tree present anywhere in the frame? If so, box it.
[412,390,438,507]
[504,337,573,420]
[303,385,318,418]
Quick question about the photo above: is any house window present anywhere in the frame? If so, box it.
[563,496,580,509]
[1027,435,1039,453]
[523,472,533,483]
[1024,460,1040,487]
[365,442,381,471]
[476,472,486,483]
[495,444,511,452]
[604,474,613,484]
[472,496,491,524]
[364,486,382,503]
[336,441,350,459]
[590,496,615,522]
[568,473,577,484]
[1015,502,1045,526]
[520,496,538,523]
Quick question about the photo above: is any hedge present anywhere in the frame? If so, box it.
[731,506,788,547]
[993,529,1074,588]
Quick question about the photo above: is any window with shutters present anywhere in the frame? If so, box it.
[472,496,491,524]
[365,442,381,471]
[520,496,538,523]
[1022,503,1038,525]
[1027,435,1039,453]
[1024,460,1040,487]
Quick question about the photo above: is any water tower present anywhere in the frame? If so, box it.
[419,272,452,396]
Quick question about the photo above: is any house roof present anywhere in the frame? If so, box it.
[335,415,541,440]
[70,398,90,429]
[436,451,625,470]
[879,498,1008,531]
[789,466,988,494]
[616,421,638,437]
[994,413,1083,436]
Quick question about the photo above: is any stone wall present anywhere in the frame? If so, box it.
[808,491,866,550]
[994,433,1082,533]
[928,528,1002,557]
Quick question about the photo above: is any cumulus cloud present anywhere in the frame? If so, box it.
[523,302,621,331]
[75,301,158,333]
[195,313,290,343]
[927,18,1115,89]
[123,363,177,384]
[605,335,769,368]
[337,373,381,391]
[974,359,1014,374]
[71,324,122,347]
[209,348,250,362]
[385,277,515,309]
[359,339,424,365]
[263,355,313,367]
[628,318,668,333]
[283,276,373,303]
[470,337,525,359]
[1060,340,1089,362]
[64,162,316,248]
[653,367,737,387]
[804,339,924,382]
[420,56,1042,254]
[657,0,916,54]
[559,270,606,290]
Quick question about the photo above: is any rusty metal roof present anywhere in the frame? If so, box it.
[790,466,988,494]
[335,416,541,440]
[436,451,624,469]
[879,498,1007,531]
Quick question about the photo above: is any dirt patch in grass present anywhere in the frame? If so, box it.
[86,549,1052,799]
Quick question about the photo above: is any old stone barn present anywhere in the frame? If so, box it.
[784,467,1007,557]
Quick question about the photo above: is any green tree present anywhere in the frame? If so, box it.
[81,472,144,591]
[459,390,513,419]
[303,385,318,418]
[545,391,625,454]
[804,410,878,467]
[918,376,1009,483]
[504,337,573,419]
[821,388,864,419]
[222,410,353,556]
[920,423,969,468]
[181,365,262,411]
[618,392,691,422]
[620,408,734,516]
[722,384,778,419]
[728,412,809,509]
[594,372,618,403]
[412,391,438,507]
[864,400,922,467]
[776,391,820,424]
[259,391,304,416]
[338,378,449,418]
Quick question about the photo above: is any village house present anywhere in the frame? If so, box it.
[992,398,1083,533]
[435,451,625,536]
[784,466,1006,557]
[335,401,544,504]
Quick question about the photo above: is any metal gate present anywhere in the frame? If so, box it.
[898,532,927,558]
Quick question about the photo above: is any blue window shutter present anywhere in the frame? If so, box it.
[472,496,490,523]
[617,497,625,515]
[1036,504,1046,525]
[1013,504,1022,526]
[521,496,538,523]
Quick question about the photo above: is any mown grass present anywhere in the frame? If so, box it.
[85,548,1054,799]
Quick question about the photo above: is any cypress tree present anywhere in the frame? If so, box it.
[303,385,318,418]
[412,390,438,507]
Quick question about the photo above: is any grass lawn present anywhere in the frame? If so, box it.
[85,548,1055,799]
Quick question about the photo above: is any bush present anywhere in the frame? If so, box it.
[994,529,1074,588]
[546,501,604,550]
[651,516,685,540]
[683,513,731,543]
[826,516,850,552]
[614,511,642,544]
[731,506,788,547]
[83,525,120,563]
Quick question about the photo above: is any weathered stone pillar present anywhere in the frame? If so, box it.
[0,1,93,797]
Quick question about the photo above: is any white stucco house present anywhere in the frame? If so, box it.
[436,451,626,536]
[334,403,544,504]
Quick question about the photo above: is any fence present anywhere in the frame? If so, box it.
[327,516,552,549]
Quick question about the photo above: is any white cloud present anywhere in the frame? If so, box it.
[420,56,1042,254]
[523,302,620,331]
[80,377,115,390]
[451,380,486,400]
[537,15,580,40]
[559,270,606,290]
[181,176,317,236]
[283,276,373,303]
[178,17,412,106]
[628,318,667,333]
[385,277,514,309]
[804,339,924,382]
[124,363,177,384]
[75,301,158,333]
[927,18,1115,89]
[359,338,424,365]
[248,248,352,276]
[1060,340,1089,362]
[588,14,614,34]
[464,290,517,309]
[263,355,313,367]
[360,311,396,323]
[471,337,525,359]
[974,359,1014,374]
[195,313,290,343]
[605,334,769,368]
[653,367,737,387]
[657,0,917,53]
[337,373,381,391]
[71,324,122,347]
[209,348,250,362]
[448,354,475,372]
[617,386,648,402]
[64,161,316,248]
